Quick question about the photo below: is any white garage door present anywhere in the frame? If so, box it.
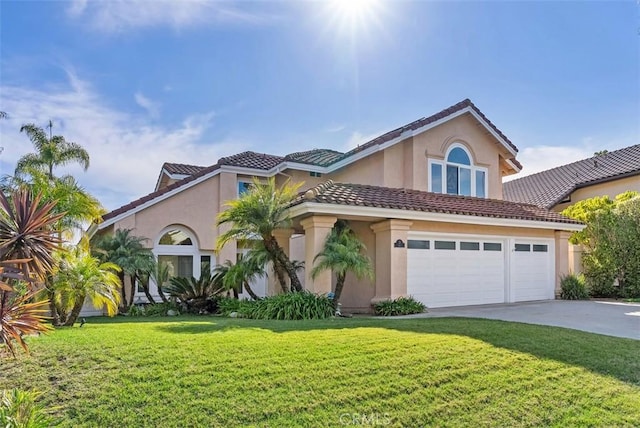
[407,235,506,308]
[510,241,555,302]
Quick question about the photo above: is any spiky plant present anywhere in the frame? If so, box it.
[0,290,51,357]
[0,189,63,282]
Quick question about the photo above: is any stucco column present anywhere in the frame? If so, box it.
[370,220,413,305]
[268,228,295,294]
[300,216,338,294]
[217,171,238,265]
[554,231,572,297]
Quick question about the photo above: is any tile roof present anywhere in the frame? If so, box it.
[284,149,344,167]
[504,145,640,208]
[294,180,581,225]
[342,98,518,159]
[218,151,284,170]
[163,162,207,176]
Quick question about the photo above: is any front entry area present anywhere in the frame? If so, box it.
[407,233,555,308]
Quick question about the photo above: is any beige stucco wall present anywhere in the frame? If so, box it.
[112,175,220,251]
[554,175,640,212]
[326,114,510,199]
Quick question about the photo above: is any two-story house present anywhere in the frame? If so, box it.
[91,99,582,311]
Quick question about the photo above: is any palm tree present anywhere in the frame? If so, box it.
[15,122,89,179]
[220,254,266,300]
[52,247,121,326]
[92,229,153,312]
[311,221,374,309]
[216,177,304,292]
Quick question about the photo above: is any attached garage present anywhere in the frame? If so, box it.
[407,233,555,308]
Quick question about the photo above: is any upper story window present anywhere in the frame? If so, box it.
[429,144,487,198]
[158,229,193,246]
[238,181,252,196]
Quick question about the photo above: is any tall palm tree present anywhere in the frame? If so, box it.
[216,177,304,292]
[311,221,374,309]
[16,122,89,179]
[53,247,121,326]
[92,229,152,312]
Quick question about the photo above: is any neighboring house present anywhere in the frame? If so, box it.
[503,144,640,212]
[504,144,640,272]
[91,99,582,311]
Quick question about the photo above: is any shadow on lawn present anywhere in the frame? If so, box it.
[150,316,640,387]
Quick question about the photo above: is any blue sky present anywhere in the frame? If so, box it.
[1,0,638,211]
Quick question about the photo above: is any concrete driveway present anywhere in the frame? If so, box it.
[407,300,640,340]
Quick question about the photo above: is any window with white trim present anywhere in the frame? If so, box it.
[428,144,488,197]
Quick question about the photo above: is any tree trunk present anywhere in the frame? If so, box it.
[118,271,128,313]
[64,294,86,326]
[138,275,156,304]
[263,236,289,293]
[47,289,61,326]
[157,285,168,303]
[243,281,259,300]
[127,275,135,308]
[333,274,346,309]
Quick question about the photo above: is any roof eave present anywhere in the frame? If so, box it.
[288,201,584,232]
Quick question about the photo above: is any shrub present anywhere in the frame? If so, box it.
[217,297,254,316]
[560,274,589,300]
[374,296,426,316]
[0,389,57,427]
[164,272,222,313]
[248,292,334,320]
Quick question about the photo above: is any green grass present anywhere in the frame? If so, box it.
[2,316,639,427]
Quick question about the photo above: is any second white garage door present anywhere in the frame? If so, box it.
[407,234,506,308]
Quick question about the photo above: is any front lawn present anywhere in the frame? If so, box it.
[3,317,639,427]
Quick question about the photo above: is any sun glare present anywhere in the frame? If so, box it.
[327,0,384,35]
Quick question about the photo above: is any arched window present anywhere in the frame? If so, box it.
[428,144,487,197]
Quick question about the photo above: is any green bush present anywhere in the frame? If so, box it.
[0,389,57,427]
[126,302,181,317]
[220,292,334,320]
[249,292,334,320]
[560,274,589,300]
[374,296,426,316]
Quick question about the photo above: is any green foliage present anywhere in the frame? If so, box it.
[229,292,335,320]
[217,297,256,317]
[52,247,121,326]
[311,221,374,308]
[216,177,304,292]
[0,389,57,427]
[165,271,223,313]
[559,274,589,300]
[127,302,181,317]
[373,296,427,316]
[563,192,640,298]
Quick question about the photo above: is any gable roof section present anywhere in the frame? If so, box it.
[504,144,640,208]
[284,149,344,167]
[163,162,207,176]
[99,99,521,227]
[292,180,581,226]
[219,151,284,170]
[341,98,519,161]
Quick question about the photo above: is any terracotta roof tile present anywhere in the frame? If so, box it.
[504,145,640,208]
[284,149,344,167]
[163,162,207,176]
[218,151,284,170]
[294,181,580,225]
[342,99,518,159]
